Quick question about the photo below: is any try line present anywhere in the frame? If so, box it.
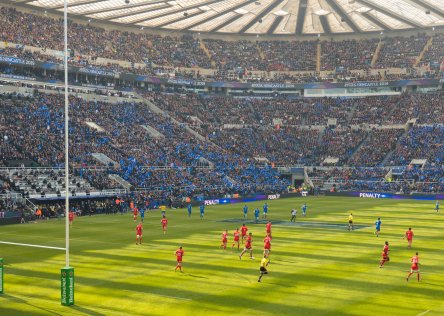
[0,241,65,250]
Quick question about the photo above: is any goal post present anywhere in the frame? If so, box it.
[0,258,3,294]
[61,267,74,306]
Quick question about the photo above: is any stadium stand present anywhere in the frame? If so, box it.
[0,5,443,214]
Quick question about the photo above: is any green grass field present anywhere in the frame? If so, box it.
[1,196,443,316]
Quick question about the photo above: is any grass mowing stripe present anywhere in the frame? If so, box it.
[121,288,192,301]
[1,196,442,316]
[0,241,65,250]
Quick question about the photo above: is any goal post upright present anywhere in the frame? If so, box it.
[61,0,74,306]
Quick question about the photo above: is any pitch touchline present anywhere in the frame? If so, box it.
[0,241,65,250]
[417,310,430,316]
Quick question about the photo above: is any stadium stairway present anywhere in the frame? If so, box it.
[347,100,359,122]
[381,127,411,165]
[108,174,132,190]
[371,41,383,67]
[345,131,370,165]
[139,92,223,150]
[316,42,321,73]
[199,41,216,68]
[414,37,434,67]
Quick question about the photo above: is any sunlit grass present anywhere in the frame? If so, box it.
[1,196,443,315]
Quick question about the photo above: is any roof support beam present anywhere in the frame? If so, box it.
[325,0,361,33]
[124,0,222,25]
[295,0,308,35]
[238,0,286,34]
[154,11,207,28]
[52,0,111,10]
[183,0,258,31]
[100,4,172,20]
[410,0,444,17]
[361,11,393,31]
[267,15,284,34]
[319,15,331,34]
[210,14,242,32]
[355,0,423,28]
[53,0,170,18]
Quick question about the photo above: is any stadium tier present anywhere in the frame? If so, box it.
[0,7,443,84]
[0,5,443,212]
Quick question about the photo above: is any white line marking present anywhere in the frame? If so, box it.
[0,241,65,250]
[417,310,431,316]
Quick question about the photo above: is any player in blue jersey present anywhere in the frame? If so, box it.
[187,203,192,217]
[139,208,145,223]
[435,200,439,213]
[243,205,248,219]
[262,203,268,219]
[200,204,205,219]
[375,217,381,237]
[254,208,260,223]
[302,203,307,217]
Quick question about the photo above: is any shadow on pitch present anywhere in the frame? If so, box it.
[69,305,105,316]
[2,294,64,316]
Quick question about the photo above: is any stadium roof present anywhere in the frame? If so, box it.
[9,0,444,35]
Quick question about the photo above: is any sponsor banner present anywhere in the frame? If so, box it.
[326,191,444,200]
[166,78,205,86]
[0,55,35,66]
[0,74,36,81]
[267,194,281,200]
[343,81,389,88]
[203,192,295,206]
[78,67,118,77]
[204,199,219,206]
[61,267,74,306]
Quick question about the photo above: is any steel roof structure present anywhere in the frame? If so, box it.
[7,0,444,35]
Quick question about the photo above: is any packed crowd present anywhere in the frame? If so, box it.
[0,91,289,199]
[308,166,443,193]
[321,39,378,71]
[391,126,444,166]
[420,33,444,67]
[152,91,443,127]
[0,88,442,198]
[349,129,404,167]
[1,7,441,84]
[375,35,430,69]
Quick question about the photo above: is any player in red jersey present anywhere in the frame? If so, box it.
[379,241,389,268]
[265,221,272,238]
[239,232,254,260]
[232,228,240,250]
[175,246,184,272]
[133,207,138,222]
[406,252,420,282]
[68,211,74,226]
[161,215,168,234]
[220,230,228,250]
[240,224,248,243]
[403,227,414,248]
[263,234,272,257]
[136,222,143,245]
